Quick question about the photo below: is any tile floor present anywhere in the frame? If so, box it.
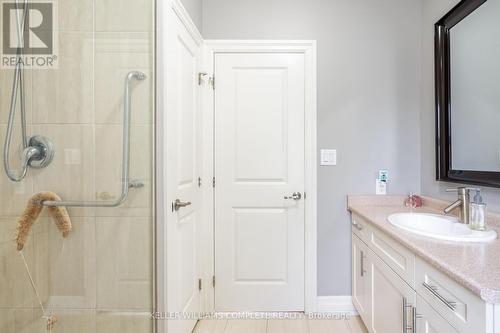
[193,316,368,333]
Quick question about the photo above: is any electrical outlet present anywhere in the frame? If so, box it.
[376,179,387,195]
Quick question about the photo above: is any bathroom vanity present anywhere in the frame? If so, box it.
[349,196,500,333]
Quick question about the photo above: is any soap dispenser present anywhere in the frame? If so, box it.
[470,189,487,231]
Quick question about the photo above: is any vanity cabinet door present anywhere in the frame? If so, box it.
[352,234,371,326]
[369,249,415,333]
[416,295,458,333]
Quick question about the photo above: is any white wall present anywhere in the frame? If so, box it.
[180,0,203,30]
[420,0,500,211]
[203,0,422,296]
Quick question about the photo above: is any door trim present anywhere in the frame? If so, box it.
[201,40,318,313]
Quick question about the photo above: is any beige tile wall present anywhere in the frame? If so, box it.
[0,309,37,333]
[0,69,33,125]
[0,0,155,332]
[24,310,154,333]
[32,33,94,124]
[96,217,153,310]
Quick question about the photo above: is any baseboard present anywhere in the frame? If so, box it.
[316,296,358,315]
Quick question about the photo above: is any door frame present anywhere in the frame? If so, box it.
[200,40,318,313]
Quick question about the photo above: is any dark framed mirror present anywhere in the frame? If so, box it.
[435,0,500,187]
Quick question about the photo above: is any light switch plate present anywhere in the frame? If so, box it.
[320,149,337,166]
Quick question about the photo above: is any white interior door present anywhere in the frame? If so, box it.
[214,53,306,312]
[165,7,201,333]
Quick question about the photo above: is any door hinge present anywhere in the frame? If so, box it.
[212,177,216,188]
[198,278,202,291]
[212,276,216,288]
[198,72,207,86]
[198,177,202,187]
[198,73,214,90]
[304,192,307,199]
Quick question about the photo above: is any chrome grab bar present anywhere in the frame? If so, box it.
[422,282,457,311]
[42,71,146,207]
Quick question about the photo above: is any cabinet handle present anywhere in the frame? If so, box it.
[422,282,457,311]
[360,250,366,277]
[402,297,416,332]
[412,307,419,333]
[402,297,409,331]
[352,221,363,231]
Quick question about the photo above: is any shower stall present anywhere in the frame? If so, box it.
[0,0,156,331]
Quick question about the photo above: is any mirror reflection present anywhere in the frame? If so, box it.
[450,0,500,172]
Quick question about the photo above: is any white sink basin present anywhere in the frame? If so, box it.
[388,213,497,243]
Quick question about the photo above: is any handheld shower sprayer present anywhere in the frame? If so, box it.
[3,0,54,182]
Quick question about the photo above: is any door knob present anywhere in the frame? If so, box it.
[172,199,192,212]
[284,192,302,200]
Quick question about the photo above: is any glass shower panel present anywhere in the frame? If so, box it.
[0,0,155,332]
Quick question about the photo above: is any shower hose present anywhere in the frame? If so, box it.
[3,0,41,182]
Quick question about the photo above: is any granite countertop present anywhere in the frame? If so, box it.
[347,195,500,304]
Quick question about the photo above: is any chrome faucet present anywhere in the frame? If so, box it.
[443,187,479,224]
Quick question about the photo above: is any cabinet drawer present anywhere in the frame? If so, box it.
[369,224,415,288]
[416,294,458,333]
[415,258,487,332]
[351,214,370,245]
